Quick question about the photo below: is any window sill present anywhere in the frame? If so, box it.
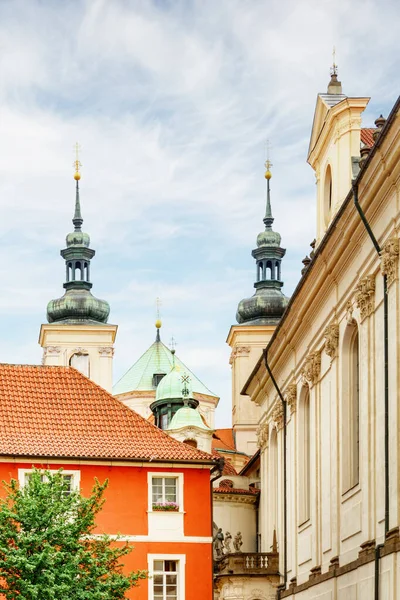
[147,510,185,514]
[341,482,361,503]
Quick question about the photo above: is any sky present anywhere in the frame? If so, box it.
[0,0,398,427]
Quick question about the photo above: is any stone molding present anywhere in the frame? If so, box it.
[256,423,269,449]
[324,323,339,360]
[380,236,399,287]
[44,346,61,355]
[355,275,376,321]
[272,400,284,430]
[98,346,114,357]
[229,346,251,365]
[213,494,258,505]
[285,383,297,414]
[301,352,321,386]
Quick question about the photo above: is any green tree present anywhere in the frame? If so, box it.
[0,468,147,599]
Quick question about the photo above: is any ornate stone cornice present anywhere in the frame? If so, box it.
[324,323,339,360]
[213,494,258,505]
[355,276,376,321]
[380,237,399,287]
[73,347,88,354]
[98,346,114,356]
[229,346,251,365]
[256,423,269,449]
[285,383,297,414]
[301,352,321,386]
[272,400,284,430]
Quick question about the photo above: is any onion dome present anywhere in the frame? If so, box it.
[155,362,194,403]
[46,165,110,325]
[236,161,289,326]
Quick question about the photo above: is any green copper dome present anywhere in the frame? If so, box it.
[168,406,211,431]
[236,170,288,326]
[155,366,194,402]
[46,178,110,325]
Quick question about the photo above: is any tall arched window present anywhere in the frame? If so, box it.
[342,325,360,490]
[70,353,90,378]
[299,387,310,523]
[269,428,278,539]
[324,164,333,226]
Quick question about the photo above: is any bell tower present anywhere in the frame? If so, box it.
[39,145,117,392]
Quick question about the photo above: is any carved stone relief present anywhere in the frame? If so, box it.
[256,423,269,449]
[285,383,297,414]
[272,400,284,430]
[355,276,376,321]
[324,323,339,360]
[301,352,321,386]
[346,300,355,324]
[380,237,399,287]
[45,346,61,355]
[98,347,114,357]
[229,346,250,365]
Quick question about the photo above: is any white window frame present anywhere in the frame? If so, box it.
[148,472,184,513]
[148,554,185,600]
[18,469,81,492]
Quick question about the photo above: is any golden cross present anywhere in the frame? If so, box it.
[265,139,273,171]
[332,46,337,75]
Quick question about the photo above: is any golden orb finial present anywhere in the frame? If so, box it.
[73,142,82,181]
[155,319,162,329]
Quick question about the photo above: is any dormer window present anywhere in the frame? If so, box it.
[152,372,166,388]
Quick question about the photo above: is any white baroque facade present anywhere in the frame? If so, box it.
[243,84,400,599]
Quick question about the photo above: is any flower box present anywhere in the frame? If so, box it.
[152,502,179,512]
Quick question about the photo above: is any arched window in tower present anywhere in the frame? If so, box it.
[324,164,333,226]
[298,386,310,523]
[342,324,360,491]
[269,428,278,539]
[276,261,280,280]
[75,261,82,281]
[266,260,272,279]
[70,352,90,378]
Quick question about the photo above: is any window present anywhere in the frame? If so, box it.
[153,560,178,600]
[19,469,80,494]
[299,387,310,523]
[152,477,178,510]
[148,555,185,600]
[342,325,360,491]
[69,352,90,377]
[148,473,183,513]
[183,439,197,448]
[153,372,166,388]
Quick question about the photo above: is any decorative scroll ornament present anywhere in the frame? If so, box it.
[256,423,269,449]
[272,400,284,430]
[324,323,339,360]
[355,276,376,321]
[73,347,88,355]
[301,352,321,386]
[45,346,61,355]
[229,346,251,365]
[380,237,399,287]
[98,346,114,356]
[346,300,354,324]
[285,383,297,414]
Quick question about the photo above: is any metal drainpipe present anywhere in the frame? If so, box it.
[352,181,389,600]
[263,347,287,594]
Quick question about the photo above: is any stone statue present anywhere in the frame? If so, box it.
[233,531,243,553]
[213,527,224,558]
[224,531,232,553]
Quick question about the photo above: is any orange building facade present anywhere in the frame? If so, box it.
[0,364,217,599]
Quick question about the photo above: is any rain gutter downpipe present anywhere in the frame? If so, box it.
[263,346,287,596]
[352,181,389,600]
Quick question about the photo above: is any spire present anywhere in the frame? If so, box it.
[155,298,162,341]
[327,46,342,95]
[72,142,83,230]
[263,151,273,229]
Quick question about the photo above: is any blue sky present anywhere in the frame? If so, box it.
[0,0,398,427]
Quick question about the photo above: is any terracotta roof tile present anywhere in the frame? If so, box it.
[212,428,236,451]
[361,128,376,148]
[0,364,215,463]
[213,486,259,495]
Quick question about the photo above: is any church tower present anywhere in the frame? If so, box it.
[308,60,369,245]
[39,149,117,392]
[227,159,288,455]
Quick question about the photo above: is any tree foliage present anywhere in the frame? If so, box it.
[0,469,147,599]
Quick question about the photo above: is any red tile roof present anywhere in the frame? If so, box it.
[0,364,215,463]
[212,428,236,451]
[213,486,259,496]
[361,128,376,148]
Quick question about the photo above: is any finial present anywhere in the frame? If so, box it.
[264,140,272,180]
[155,298,162,340]
[181,373,191,406]
[330,46,338,77]
[73,142,81,181]
[169,336,177,352]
